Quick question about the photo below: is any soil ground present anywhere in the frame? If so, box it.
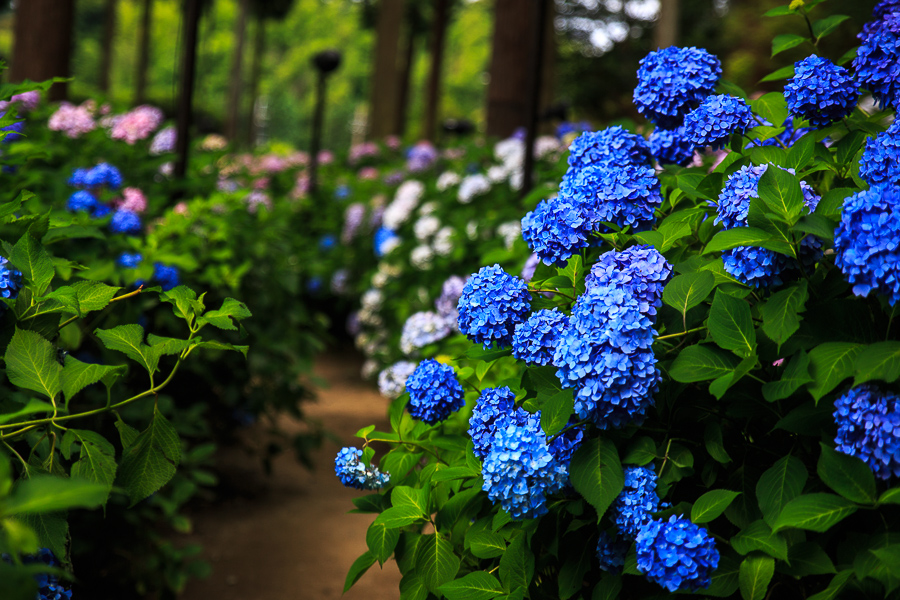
[180,351,401,600]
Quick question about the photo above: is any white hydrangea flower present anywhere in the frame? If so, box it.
[414,215,441,241]
[436,171,461,191]
[487,165,508,183]
[534,135,562,159]
[378,361,418,398]
[497,221,523,250]
[494,137,525,169]
[361,359,380,380]
[411,245,434,270]
[361,288,383,310]
[458,174,491,204]
[383,180,424,229]
[509,169,524,191]
[432,226,455,256]
[419,201,439,215]
[466,221,479,240]
[399,312,452,355]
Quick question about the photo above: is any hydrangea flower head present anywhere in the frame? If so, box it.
[649,127,696,166]
[723,245,790,288]
[378,361,418,399]
[458,265,532,348]
[334,447,391,490]
[860,120,900,186]
[834,384,900,480]
[613,466,661,538]
[48,102,96,138]
[512,308,568,366]
[0,115,24,143]
[120,187,147,213]
[521,196,597,266]
[481,413,568,519]
[854,28,900,109]
[404,359,465,424]
[683,94,754,150]
[110,105,164,144]
[436,275,467,325]
[0,256,23,299]
[458,174,491,204]
[596,531,629,574]
[784,55,858,128]
[561,163,662,231]
[520,253,540,283]
[17,548,73,600]
[153,263,180,291]
[634,46,722,128]
[67,190,98,213]
[834,185,900,305]
[585,246,673,317]
[149,126,176,155]
[469,386,527,460]
[342,203,367,243]
[84,162,123,189]
[109,209,142,235]
[566,126,653,171]
[319,234,337,251]
[117,253,142,269]
[399,311,453,355]
[374,227,400,257]
[68,168,89,188]
[636,515,719,592]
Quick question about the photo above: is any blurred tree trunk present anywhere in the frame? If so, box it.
[175,0,202,183]
[10,0,75,101]
[369,0,405,139]
[485,0,555,138]
[135,0,153,104]
[422,0,449,142]
[394,20,415,138]
[654,0,679,49]
[226,0,250,143]
[99,0,117,94]
[246,16,265,147]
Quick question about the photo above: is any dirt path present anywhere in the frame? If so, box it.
[180,351,401,600]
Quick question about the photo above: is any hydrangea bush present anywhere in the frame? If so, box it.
[337,4,900,600]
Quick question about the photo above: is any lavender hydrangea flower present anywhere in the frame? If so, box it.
[378,361,418,399]
[633,46,722,128]
[399,311,453,355]
[784,55,858,128]
[834,384,900,480]
[683,94,754,150]
[435,275,467,325]
[405,359,465,424]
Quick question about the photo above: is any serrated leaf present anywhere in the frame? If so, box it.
[760,281,808,349]
[757,165,805,225]
[3,476,108,516]
[5,328,62,400]
[771,493,856,532]
[193,340,249,357]
[807,342,863,402]
[499,532,533,591]
[200,297,252,331]
[416,533,460,594]
[439,571,504,600]
[0,398,54,425]
[373,505,426,528]
[703,227,773,254]
[730,521,788,560]
[65,429,117,493]
[95,324,158,375]
[19,513,67,565]
[160,286,199,322]
[693,490,741,524]
[116,407,182,506]
[739,554,774,600]
[468,532,506,558]
[757,455,807,528]
[61,355,127,402]
[817,443,876,504]
[343,551,376,593]
[569,437,623,520]
[670,344,741,383]
[751,92,788,127]
[854,341,900,385]
[11,232,54,294]
[662,271,716,318]
[762,350,814,402]
[366,520,400,565]
[709,291,756,357]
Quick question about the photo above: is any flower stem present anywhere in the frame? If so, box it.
[656,326,706,341]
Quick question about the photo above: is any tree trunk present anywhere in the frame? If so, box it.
[369,0,405,139]
[246,16,265,148]
[654,0,679,49]
[422,0,449,142]
[394,20,415,139]
[135,0,153,104]
[99,0,117,93]
[485,0,555,138]
[225,0,250,143]
[10,0,75,101]
[175,0,202,184]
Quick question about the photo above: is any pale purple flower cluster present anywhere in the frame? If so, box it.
[48,102,96,138]
[149,126,177,155]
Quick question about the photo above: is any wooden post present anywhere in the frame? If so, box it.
[135,0,153,104]
[10,0,75,101]
[226,0,251,143]
[369,0,405,138]
[174,0,201,183]
[422,0,449,142]
[309,51,341,196]
[521,0,547,198]
[99,0,117,94]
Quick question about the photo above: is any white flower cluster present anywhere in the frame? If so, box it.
[411,245,434,270]
[458,174,492,204]
[372,263,402,288]
[433,226,455,256]
[377,361,418,399]
[414,215,441,241]
[436,171,461,191]
[399,311,453,355]
[497,221,523,250]
[383,180,425,229]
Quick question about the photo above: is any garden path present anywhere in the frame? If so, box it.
[180,350,401,600]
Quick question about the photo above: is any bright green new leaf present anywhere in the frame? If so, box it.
[812,14,850,39]
[95,324,158,375]
[64,429,117,492]
[438,571,504,600]
[709,291,756,357]
[771,493,857,532]
[702,227,773,255]
[5,328,62,400]
[692,490,741,524]
[817,443,876,504]
[739,554,774,600]
[116,407,182,506]
[373,505,426,529]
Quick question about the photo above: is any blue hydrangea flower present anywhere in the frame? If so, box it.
[585,246,673,318]
[374,227,400,257]
[512,308,568,366]
[117,252,142,268]
[307,276,323,294]
[636,515,719,592]
[556,121,592,138]
[862,0,900,38]
[784,55,858,128]
[17,548,73,600]
[0,116,24,143]
[469,386,527,460]
[834,185,900,305]
[854,28,900,109]
[548,417,585,466]
[860,120,900,186]
[93,203,113,219]
[723,245,791,288]
[378,360,418,399]
[566,126,653,172]
[714,164,769,229]
[399,311,453,355]
[405,358,465,424]
[0,255,23,299]
[634,46,722,128]
[458,264,532,348]
[521,196,597,266]
[481,413,568,519]
[67,168,89,188]
[109,209,142,234]
[334,447,391,490]
[67,190,98,213]
[684,94,753,150]
[84,162,123,189]
[319,234,337,251]
[153,262,180,291]
[596,531,629,574]
[560,163,662,231]
[834,384,900,480]
[613,466,661,538]
[648,127,695,167]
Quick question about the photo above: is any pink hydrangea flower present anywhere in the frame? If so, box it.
[120,187,147,213]
[173,202,190,216]
[317,150,334,165]
[110,105,164,144]
[245,191,272,213]
[48,103,96,138]
[358,167,378,180]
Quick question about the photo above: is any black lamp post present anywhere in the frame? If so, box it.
[308,49,342,196]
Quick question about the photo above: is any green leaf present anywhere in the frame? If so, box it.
[730,521,788,560]
[439,572,504,600]
[11,232,54,294]
[415,533,460,594]
[760,281,808,349]
[739,554,774,600]
[878,488,900,505]
[751,92,788,127]
[400,573,429,600]
[61,355,127,402]
[0,398,54,425]
[622,436,657,466]
[116,407,182,506]
[709,354,757,399]
[591,576,622,600]
[757,455,807,528]
[343,551,376,593]
[807,342,863,402]
[702,550,742,597]
[812,14,849,39]
[20,513,67,565]
[69,281,121,314]
[786,131,816,170]
[662,271,716,318]
[366,520,400,565]
[200,297,253,330]
[792,214,836,241]
[703,227,773,254]
[558,534,594,600]
[806,571,852,600]
[468,532,506,559]
[3,476,108,516]
[759,64,795,83]
[782,542,836,576]
[764,5,796,17]
[539,389,574,437]
[160,286,201,322]
[771,33,807,57]
[569,437,624,520]
[692,490,741,524]
[392,486,429,514]
[771,493,857,533]
[757,165,805,224]
[815,187,853,218]
[193,340,249,358]
[870,545,900,575]
[704,423,732,464]
[373,505,427,528]
[499,532,534,592]
[431,466,478,482]
[64,429,117,492]
[5,328,62,400]
[762,350,814,402]
[670,344,740,383]
[709,291,756,357]
[95,324,159,375]
[854,341,900,385]
[817,443,876,504]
